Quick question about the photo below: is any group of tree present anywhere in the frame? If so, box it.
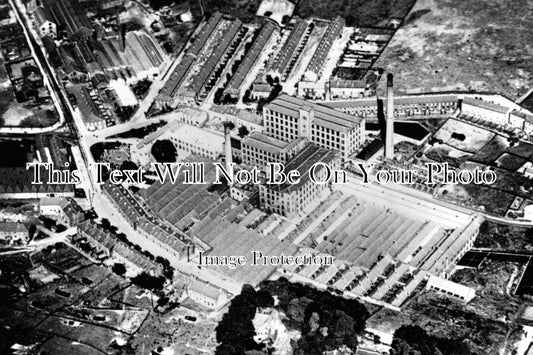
[391,325,472,355]
[215,278,369,354]
[257,83,283,113]
[116,105,138,123]
[216,285,269,355]
[131,272,166,291]
[151,139,178,163]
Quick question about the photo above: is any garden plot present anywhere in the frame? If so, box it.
[496,153,527,172]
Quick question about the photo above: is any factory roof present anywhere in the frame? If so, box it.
[242,132,292,155]
[266,94,363,132]
[95,31,164,77]
[462,97,509,114]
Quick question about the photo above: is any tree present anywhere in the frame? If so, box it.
[238,125,250,138]
[151,140,177,163]
[112,263,127,276]
[131,272,166,291]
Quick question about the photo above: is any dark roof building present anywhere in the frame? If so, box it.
[305,17,344,80]
[224,22,277,98]
[187,18,243,103]
[270,19,308,77]
[0,167,75,198]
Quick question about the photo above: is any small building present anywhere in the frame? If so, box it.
[250,82,271,101]
[29,265,60,284]
[230,184,257,202]
[426,275,476,302]
[297,80,326,100]
[329,78,366,100]
[187,279,228,310]
[509,110,533,135]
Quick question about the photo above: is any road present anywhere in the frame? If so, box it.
[10,0,96,189]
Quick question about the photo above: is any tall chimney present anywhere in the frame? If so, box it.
[224,124,233,182]
[384,73,394,159]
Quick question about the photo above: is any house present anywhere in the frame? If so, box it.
[461,97,510,126]
[509,110,533,135]
[187,279,228,310]
[426,275,476,302]
[329,78,367,99]
[40,197,85,226]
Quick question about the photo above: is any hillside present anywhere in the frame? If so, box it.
[374,0,533,99]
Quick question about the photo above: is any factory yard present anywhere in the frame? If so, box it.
[374,0,533,99]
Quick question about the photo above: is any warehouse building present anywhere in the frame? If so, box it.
[264,94,365,158]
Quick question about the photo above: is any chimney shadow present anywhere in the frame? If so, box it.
[377,98,386,141]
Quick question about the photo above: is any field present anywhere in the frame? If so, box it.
[368,285,524,355]
[374,0,533,99]
[496,153,527,171]
[474,220,532,251]
[470,135,509,164]
[433,119,495,153]
[295,0,416,27]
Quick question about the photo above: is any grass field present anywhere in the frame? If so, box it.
[433,119,495,153]
[469,135,509,164]
[374,0,533,98]
[496,153,527,171]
